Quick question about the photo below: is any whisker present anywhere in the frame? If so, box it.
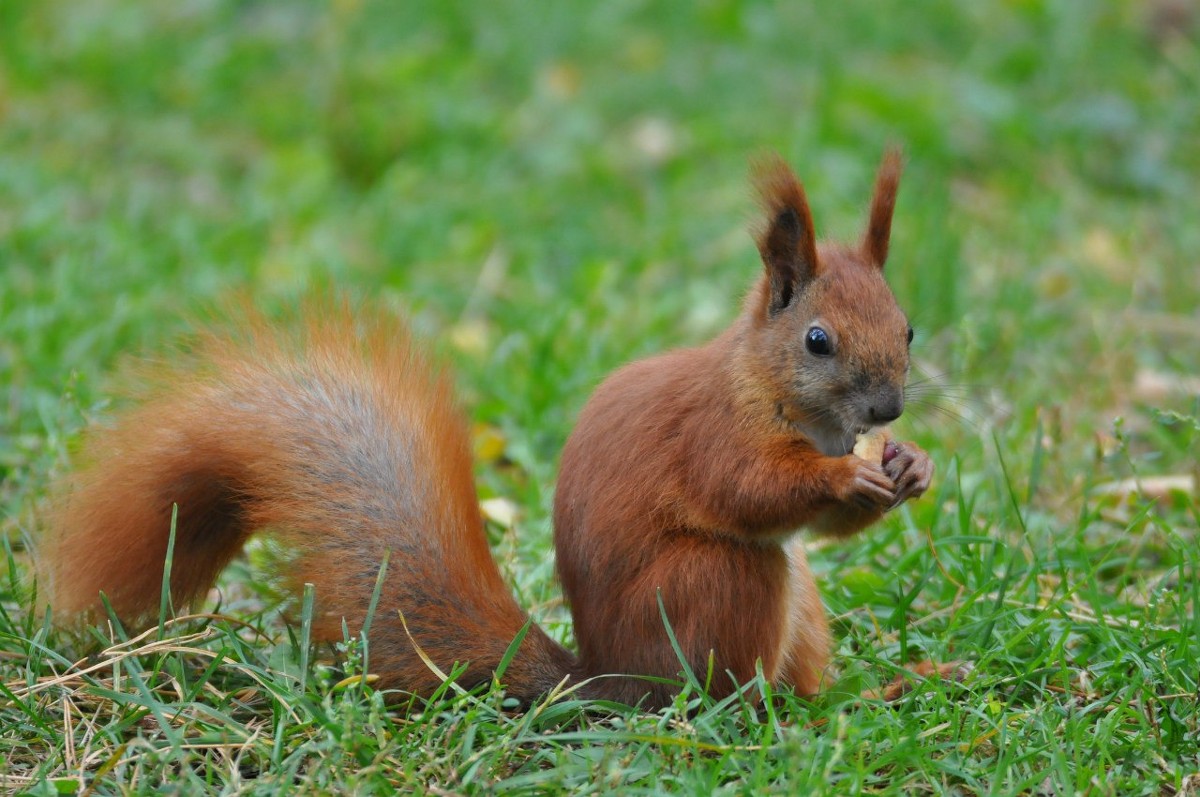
[906,385,973,401]
[909,401,976,427]
[906,374,981,394]
[906,393,979,412]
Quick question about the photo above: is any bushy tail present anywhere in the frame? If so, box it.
[43,305,577,700]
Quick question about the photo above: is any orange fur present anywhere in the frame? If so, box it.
[554,153,932,703]
[43,153,932,709]
[43,305,576,700]
[863,148,903,268]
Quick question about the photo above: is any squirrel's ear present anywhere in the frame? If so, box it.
[753,155,819,315]
[862,148,903,270]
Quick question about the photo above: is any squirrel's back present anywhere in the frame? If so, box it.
[45,306,576,699]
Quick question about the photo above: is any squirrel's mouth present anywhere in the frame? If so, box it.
[775,401,871,456]
[805,422,860,457]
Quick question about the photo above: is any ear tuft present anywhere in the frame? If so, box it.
[863,147,903,270]
[751,155,819,315]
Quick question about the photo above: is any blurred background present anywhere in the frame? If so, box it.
[3,4,1198,788]
[1,0,1197,533]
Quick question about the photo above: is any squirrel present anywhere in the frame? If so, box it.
[42,151,932,709]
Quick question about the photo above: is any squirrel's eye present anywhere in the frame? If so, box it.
[906,324,914,345]
[805,326,833,357]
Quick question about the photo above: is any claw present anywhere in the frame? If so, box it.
[882,441,933,508]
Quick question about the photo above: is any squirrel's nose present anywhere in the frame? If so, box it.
[868,395,904,424]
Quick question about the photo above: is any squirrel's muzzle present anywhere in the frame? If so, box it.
[867,390,904,424]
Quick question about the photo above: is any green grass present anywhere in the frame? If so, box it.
[2,0,1198,793]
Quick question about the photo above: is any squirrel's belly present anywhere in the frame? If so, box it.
[775,539,833,692]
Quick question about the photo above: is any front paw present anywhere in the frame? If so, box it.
[836,457,897,511]
[883,441,933,507]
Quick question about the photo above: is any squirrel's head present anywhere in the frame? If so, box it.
[742,150,912,456]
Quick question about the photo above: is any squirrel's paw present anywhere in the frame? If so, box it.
[838,458,897,510]
[883,441,933,508]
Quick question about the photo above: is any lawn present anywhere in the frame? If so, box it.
[2,1,1198,793]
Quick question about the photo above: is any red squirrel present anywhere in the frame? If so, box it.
[42,151,931,708]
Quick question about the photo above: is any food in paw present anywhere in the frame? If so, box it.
[853,428,892,464]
